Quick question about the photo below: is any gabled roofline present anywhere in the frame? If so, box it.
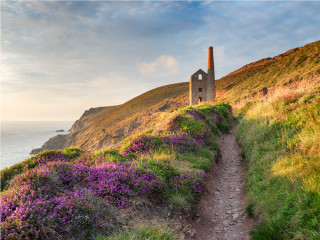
[191,69,207,76]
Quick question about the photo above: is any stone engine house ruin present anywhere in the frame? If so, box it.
[189,47,216,106]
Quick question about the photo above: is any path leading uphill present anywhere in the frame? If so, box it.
[190,125,254,240]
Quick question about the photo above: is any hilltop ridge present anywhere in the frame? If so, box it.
[69,105,119,132]
[225,46,302,79]
[215,40,320,108]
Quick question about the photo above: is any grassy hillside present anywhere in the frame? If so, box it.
[1,103,234,240]
[41,83,189,152]
[237,87,320,239]
[214,41,320,110]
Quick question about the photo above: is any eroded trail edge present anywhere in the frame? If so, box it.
[190,125,254,240]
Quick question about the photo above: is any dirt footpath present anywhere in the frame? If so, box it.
[190,125,254,240]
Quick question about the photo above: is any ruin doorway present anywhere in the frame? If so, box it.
[198,97,203,104]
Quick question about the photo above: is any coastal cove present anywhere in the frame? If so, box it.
[1,121,73,170]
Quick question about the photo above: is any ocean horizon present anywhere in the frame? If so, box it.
[1,121,73,170]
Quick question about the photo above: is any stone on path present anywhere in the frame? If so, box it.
[231,201,241,208]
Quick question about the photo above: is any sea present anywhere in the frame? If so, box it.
[1,121,73,170]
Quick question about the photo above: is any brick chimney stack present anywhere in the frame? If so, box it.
[208,46,214,69]
[206,46,216,101]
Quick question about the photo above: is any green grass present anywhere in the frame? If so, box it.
[166,191,194,212]
[237,87,320,239]
[97,224,177,240]
[177,149,214,172]
[63,147,84,158]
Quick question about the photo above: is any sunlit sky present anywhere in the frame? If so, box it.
[1,1,320,121]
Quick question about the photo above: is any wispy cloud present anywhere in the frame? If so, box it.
[137,55,179,75]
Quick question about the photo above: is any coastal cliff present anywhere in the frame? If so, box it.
[31,82,189,153]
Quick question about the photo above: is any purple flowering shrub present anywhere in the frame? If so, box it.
[121,133,204,156]
[44,161,161,207]
[1,167,117,239]
[121,104,232,156]
[1,159,207,239]
[1,149,130,191]
[1,161,163,239]
[212,114,222,124]
[185,103,233,133]
[1,188,117,239]
[166,170,207,198]
[1,103,233,239]
[0,151,70,191]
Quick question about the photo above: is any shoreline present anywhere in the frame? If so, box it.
[1,121,73,170]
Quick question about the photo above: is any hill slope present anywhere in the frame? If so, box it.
[38,41,320,153]
[215,41,320,108]
[38,83,188,152]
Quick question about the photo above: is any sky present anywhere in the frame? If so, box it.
[1,1,320,121]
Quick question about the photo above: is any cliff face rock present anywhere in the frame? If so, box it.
[41,134,68,150]
[69,106,119,132]
[31,134,68,154]
[31,106,119,154]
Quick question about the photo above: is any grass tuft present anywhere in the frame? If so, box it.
[97,223,178,240]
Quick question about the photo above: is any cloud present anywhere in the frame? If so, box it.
[137,55,179,75]
[214,46,225,59]
[1,1,320,120]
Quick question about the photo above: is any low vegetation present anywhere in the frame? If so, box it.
[237,87,320,239]
[1,103,234,240]
[97,223,178,240]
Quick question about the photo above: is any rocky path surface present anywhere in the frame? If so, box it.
[190,125,254,240]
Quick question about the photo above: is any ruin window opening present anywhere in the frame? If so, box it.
[198,74,202,80]
[199,87,203,92]
[198,97,203,104]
